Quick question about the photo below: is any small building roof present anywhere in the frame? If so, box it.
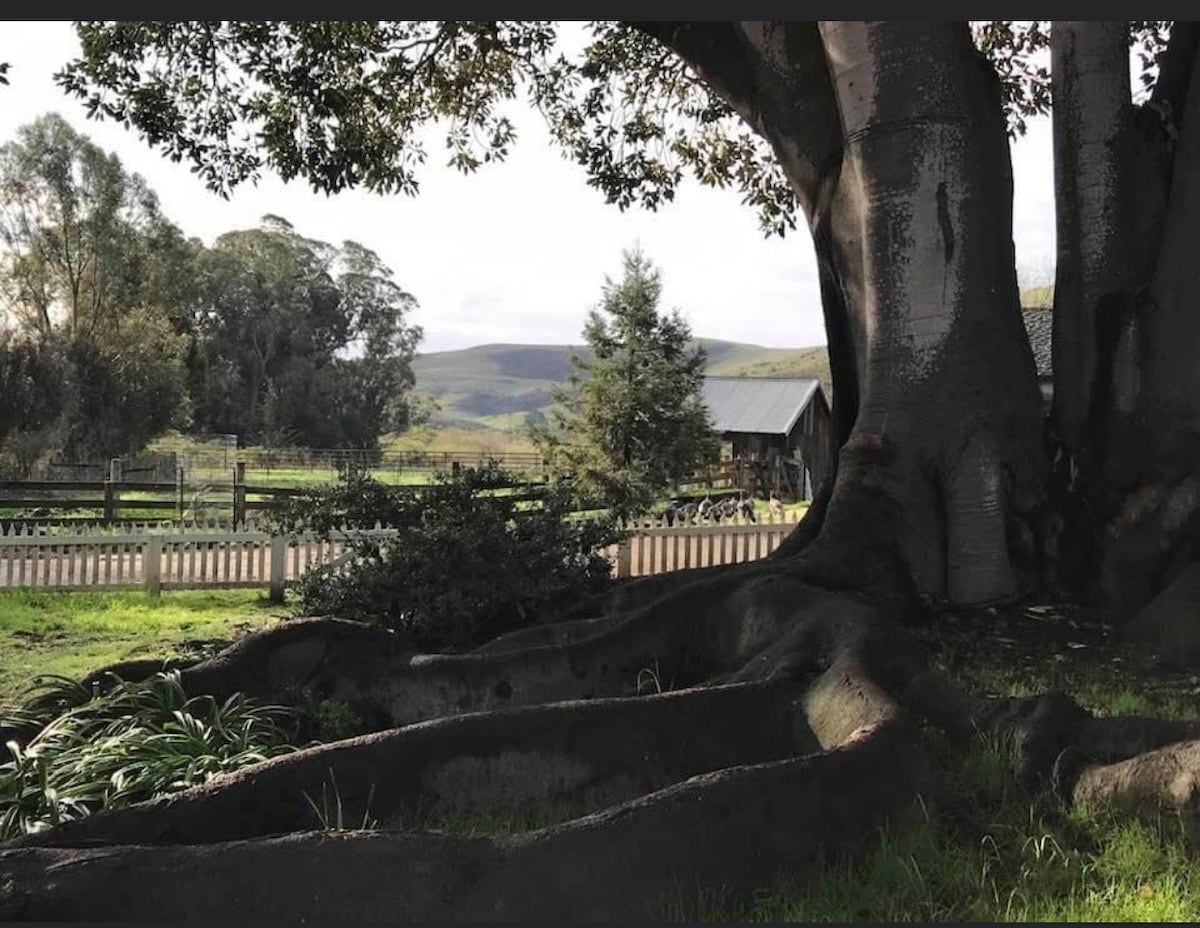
[701,377,822,436]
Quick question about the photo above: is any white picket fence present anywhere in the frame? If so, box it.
[608,509,803,578]
[0,526,397,601]
[0,510,805,595]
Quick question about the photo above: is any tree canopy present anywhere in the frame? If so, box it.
[50,22,1173,237]
[0,112,194,341]
[186,216,423,448]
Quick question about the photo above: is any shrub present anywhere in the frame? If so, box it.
[270,462,623,651]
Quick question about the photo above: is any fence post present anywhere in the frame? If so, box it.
[233,462,246,528]
[104,459,120,523]
[269,535,287,603]
[616,538,632,578]
[102,483,115,523]
[101,456,121,521]
[145,536,163,597]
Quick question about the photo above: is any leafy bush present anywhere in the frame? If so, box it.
[270,462,623,651]
[0,672,298,840]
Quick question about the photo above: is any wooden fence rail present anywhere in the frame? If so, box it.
[0,470,551,526]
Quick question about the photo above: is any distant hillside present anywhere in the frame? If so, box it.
[1022,284,1054,309]
[412,286,1059,435]
[411,338,833,432]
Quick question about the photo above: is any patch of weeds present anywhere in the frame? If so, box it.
[0,671,299,840]
[295,695,368,743]
[420,798,590,837]
[303,768,378,832]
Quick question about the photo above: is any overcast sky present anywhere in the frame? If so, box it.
[0,21,1057,355]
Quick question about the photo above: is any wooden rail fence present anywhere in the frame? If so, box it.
[0,466,551,528]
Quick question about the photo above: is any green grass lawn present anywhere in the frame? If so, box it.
[678,747,1200,922]
[0,589,285,703]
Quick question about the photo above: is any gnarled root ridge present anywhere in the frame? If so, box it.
[1,570,940,921]
[6,678,821,850]
[0,712,927,921]
[978,689,1200,830]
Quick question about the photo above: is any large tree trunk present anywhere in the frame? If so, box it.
[800,22,1046,604]
[1052,22,1200,629]
[1051,22,1147,457]
[645,22,1048,607]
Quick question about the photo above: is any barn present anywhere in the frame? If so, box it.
[700,377,833,501]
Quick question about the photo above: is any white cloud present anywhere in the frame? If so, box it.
[0,21,1056,354]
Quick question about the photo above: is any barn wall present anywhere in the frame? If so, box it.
[787,390,834,498]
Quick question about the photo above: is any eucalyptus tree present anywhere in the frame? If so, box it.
[0,112,192,340]
[4,21,1200,922]
[0,113,195,459]
[187,215,422,448]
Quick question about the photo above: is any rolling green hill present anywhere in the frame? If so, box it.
[409,287,1053,449]
[410,338,833,433]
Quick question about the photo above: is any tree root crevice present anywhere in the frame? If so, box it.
[6,678,819,850]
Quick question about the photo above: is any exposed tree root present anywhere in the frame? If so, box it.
[470,561,748,656]
[1062,738,1200,842]
[5,678,820,849]
[0,658,929,921]
[76,562,871,731]
[1100,477,1200,623]
[1122,559,1200,666]
[980,690,1200,831]
[6,559,1200,920]
[82,617,407,707]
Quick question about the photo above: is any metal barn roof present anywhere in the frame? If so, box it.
[701,377,822,436]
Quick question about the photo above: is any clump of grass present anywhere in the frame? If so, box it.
[303,768,379,832]
[1074,683,1200,722]
[295,696,368,742]
[0,670,298,840]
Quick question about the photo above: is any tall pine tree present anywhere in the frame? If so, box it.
[535,249,718,519]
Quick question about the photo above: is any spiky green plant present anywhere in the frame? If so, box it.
[0,671,298,840]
